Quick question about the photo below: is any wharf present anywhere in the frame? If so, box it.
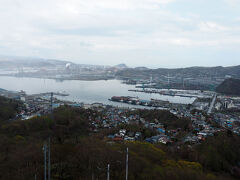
[109,96,183,109]
[129,89,199,98]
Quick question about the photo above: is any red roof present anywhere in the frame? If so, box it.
[113,137,123,141]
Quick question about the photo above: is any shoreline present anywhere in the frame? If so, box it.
[0,74,115,81]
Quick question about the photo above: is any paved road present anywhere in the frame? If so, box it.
[208,93,217,114]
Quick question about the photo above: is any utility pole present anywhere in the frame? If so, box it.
[43,93,53,180]
[43,144,47,180]
[43,140,51,180]
[183,78,185,89]
[126,148,128,180]
[150,74,153,83]
[48,138,51,180]
[46,92,53,180]
[50,92,53,116]
[168,73,170,87]
[107,164,110,180]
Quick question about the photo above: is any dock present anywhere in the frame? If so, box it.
[128,89,197,98]
[109,96,182,108]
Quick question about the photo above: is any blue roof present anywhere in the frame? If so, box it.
[52,103,60,108]
[140,100,150,103]
[71,103,82,107]
[145,138,153,143]
[108,135,115,139]
[157,128,165,133]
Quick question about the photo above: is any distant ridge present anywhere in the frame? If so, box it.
[1,55,240,78]
[0,55,72,68]
[135,67,149,70]
[116,65,240,79]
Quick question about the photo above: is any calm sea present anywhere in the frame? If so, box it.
[0,76,195,107]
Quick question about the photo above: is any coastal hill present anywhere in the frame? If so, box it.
[1,56,240,90]
[114,63,128,69]
[0,55,128,70]
[0,96,23,122]
[116,65,240,79]
[0,104,239,179]
[0,55,72,68]
[1,55,240,80]
[216,78,240,95]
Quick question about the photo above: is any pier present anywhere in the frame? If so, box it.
[109,96,184,109]
[128,89,204,98]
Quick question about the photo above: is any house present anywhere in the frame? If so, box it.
[52,103,61,109]
[83,104,91,109]
[157,128,165,134]
[113,137,123,141]
[119,129,126,134]
[135,132,142,138]
[215,102,222,111]
[158,136,169,144]
[108,135,115,139]
[91,103,104,108]
[124,136,135,141]
[70,103,82,107]
[197,132,207,137]
[127,132,135,137]
[184,136,198,144]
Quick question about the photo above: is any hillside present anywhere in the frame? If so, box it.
[216,78,240,95]
[0,105,238,179]
[116,66,240,79]
[0,96,23,122]
[0,56,72,69]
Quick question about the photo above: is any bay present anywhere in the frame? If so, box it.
[0,76,195,107]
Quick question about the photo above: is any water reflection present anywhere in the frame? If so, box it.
[0,76,195,106]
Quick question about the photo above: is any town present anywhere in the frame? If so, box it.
[1,86,239,148]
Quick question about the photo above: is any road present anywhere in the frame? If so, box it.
[208,93,217,114]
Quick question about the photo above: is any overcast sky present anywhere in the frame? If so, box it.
[0,0,240,68]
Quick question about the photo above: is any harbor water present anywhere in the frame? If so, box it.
[0,76,195,107]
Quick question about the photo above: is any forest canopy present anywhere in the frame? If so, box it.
[0,102,239,179]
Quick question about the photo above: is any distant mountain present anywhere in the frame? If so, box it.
[114,63,128,69]
[0,56,72,69]
[216,78,240,95]
[0,55,121,70]
[116,65,240,79]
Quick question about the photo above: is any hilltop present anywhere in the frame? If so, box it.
[216,78,240,95]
